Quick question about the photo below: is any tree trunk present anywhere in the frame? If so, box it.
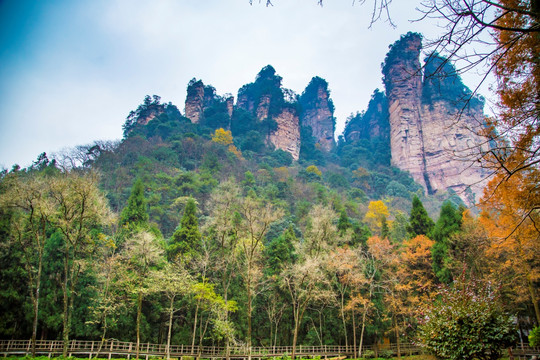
[394,314,400,358]
[62,255,70,358]
[359,309,367,359]
[167,296,175,360]
[291,303,309,360]
[247,267,252,350]
[31,258,42,357]
[191,298,200,354]
[528,275,540,325]
[291,319,299,360]
[340,291,348,347]
[352,309,357,359]
[136,291,143,360]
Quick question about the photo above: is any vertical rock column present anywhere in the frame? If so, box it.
[419,55,489,202]
[300,78,336,151]
[383,33,432,192]
[185,80,205,123]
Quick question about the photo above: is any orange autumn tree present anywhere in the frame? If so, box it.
[396,234,437,338]
[480,168,540,325]
[488,0,540,179]
[366,236,404,355]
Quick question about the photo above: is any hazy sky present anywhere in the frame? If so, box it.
[0,0,493,169]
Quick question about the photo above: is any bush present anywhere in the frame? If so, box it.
[417,276,516,360]
[529,326,540,347]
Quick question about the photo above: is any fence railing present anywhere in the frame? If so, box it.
[2,340,538,359]
[0,339,423,359]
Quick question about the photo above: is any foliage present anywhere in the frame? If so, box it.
[120,179,149,231]
[430,201,462,283]
[479,168,540,324]
[299,76,335,115]
[418,276,516,360]
[305,165,322,177]
[211,128,234,146]
[168,198,201,262]
[364,200,390,234]
[407,196,434,238]
[529,326,540,347]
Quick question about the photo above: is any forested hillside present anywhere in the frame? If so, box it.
[0,34,537,360]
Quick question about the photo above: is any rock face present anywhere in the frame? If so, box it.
[269,106,301,160]
[137,106,164,125]
[132,95,165,126]
[344,89,389,142]
[299,77,335,151]
[184,79,231,125]
[236,65,301,158]
[382,32,488,203]
[225,96,234,119]
[185,79,205,123]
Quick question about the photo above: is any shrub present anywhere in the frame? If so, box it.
[417,276,516,360]
[529,326,540,347]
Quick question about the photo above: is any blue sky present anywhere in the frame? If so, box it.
[0,0,493,169]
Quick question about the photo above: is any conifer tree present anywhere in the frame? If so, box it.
[431,201,462,283]
[265,225,297,276]
[407,195,434,238]
[381,216,390,240]
[168,198,201,261]
[337,209,350,235]
[120,179,149,230]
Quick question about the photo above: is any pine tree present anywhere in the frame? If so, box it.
[337,209,350,235]
[265,225,297,276]
[168,198,201,261]
[120,179,149,230]
[381,216,390,240]
[431,201,462,283]
[407,195,434,238]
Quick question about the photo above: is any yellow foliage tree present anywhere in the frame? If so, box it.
[363,200,390,233]
[306,165,322,177]
[212,128,243,159]
[211,128,233,146]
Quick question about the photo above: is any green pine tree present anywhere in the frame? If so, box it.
[337,209,350,235]
[381,216,390,240]
[120,179,149,230]
[265,225,297,276]
[168,198,201,261]
[431,201,462,283]
[407,195,434,238]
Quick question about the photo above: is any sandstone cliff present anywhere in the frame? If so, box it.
[382,32,488,203]
[344,89,389,143]
[269,106,301,160]
[185,79,232,127]
[185,79,205,123]
[236,65,301,158]
[299,77,336,151]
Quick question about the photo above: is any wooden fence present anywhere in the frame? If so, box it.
[1,339,538,359]
[0,340,421,359]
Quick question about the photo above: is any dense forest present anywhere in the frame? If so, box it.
[0,80,537,356]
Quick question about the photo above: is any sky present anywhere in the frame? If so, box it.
[0,0,495,169]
